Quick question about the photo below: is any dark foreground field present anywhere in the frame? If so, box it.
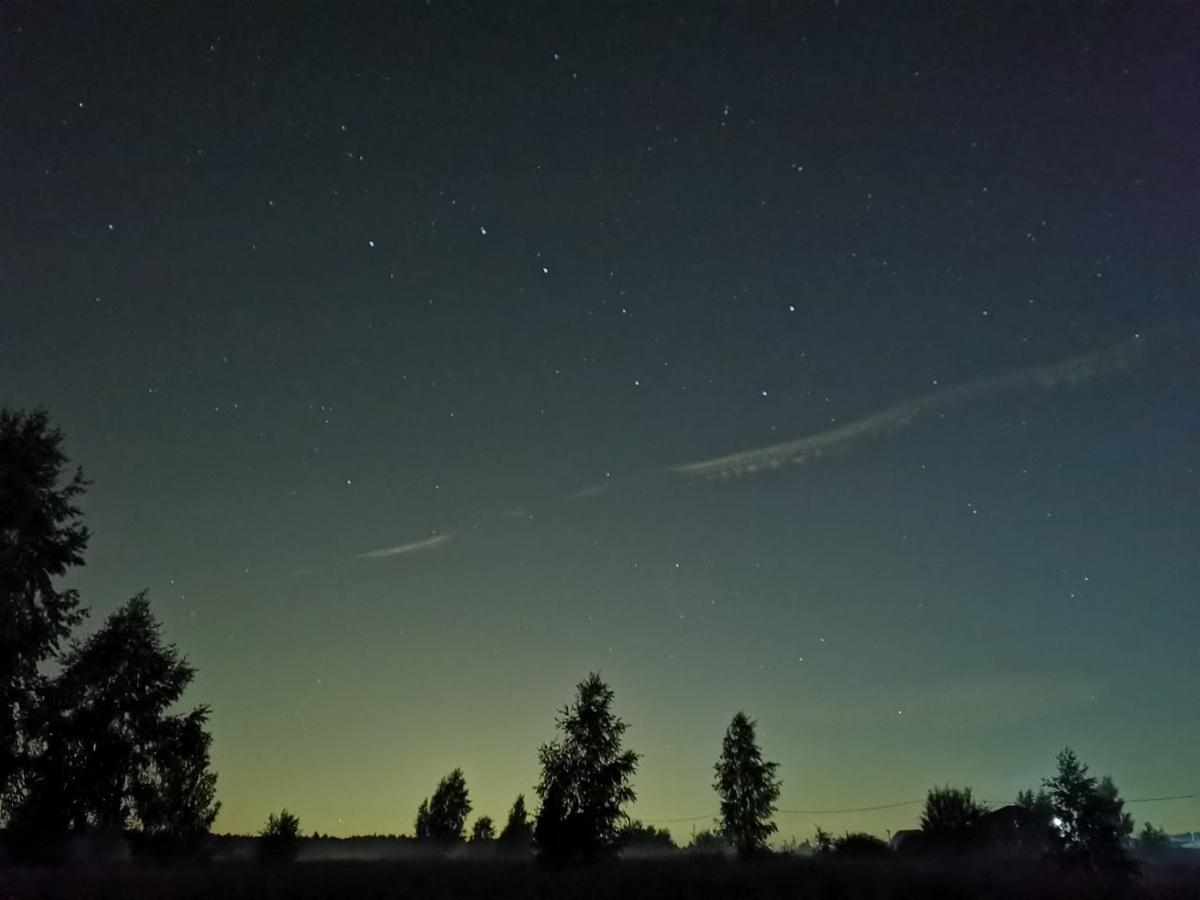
[3,856,1200,900]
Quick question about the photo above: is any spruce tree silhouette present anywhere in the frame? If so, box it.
[534,673,639,863]
[713,711,781,859]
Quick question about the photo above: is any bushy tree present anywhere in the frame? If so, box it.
[1097,775,1134,843]
[415,798,430,837]
[534,673,639,862]
[1042,747,1130,870]
[129,706,221,860]
[498,793,533,847]
[1015,788,1055,852]
[713,711,781,858]
[14,593,219,850]
[415,768,471,842]
[813,825,834,855]
[687,827,731,857]
[0,408,89,818]
[1138,822,1170,855]
[1016,787,1053,818]
[920,784,986,849]
[618,819,676,850]
[471,815,495,841]
[832,832,890,857]
[258,809,301,863]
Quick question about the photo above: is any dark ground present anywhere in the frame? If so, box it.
[2,856,1199,900]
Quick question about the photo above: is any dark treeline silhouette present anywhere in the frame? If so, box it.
[0,408,1191,881]
[355,681,1170,875]
[824,750,1154,873]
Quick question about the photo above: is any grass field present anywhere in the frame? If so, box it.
[3,855,1199,900]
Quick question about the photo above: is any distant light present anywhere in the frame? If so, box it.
[480,226,487,235]
[367,240,375,248]
[553,52,560,61]
[761,390,768,397]
[788,305,795,312]
[633,379,640,387]
[541,266,550,275]
[107,223,114,231]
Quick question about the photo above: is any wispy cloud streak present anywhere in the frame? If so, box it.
[561,478,618,501]
[669,333,1152,479]
[354,533,454,560]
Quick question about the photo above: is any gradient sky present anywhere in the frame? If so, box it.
[3,2,1198,841]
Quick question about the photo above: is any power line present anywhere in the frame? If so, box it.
[778,800,925,815]
[642,813,718,824]
[642,799,925,824]
[640,793,1196,825]
[980,794,1196,806]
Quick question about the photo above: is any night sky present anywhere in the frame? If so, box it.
[4,2,1198,840]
